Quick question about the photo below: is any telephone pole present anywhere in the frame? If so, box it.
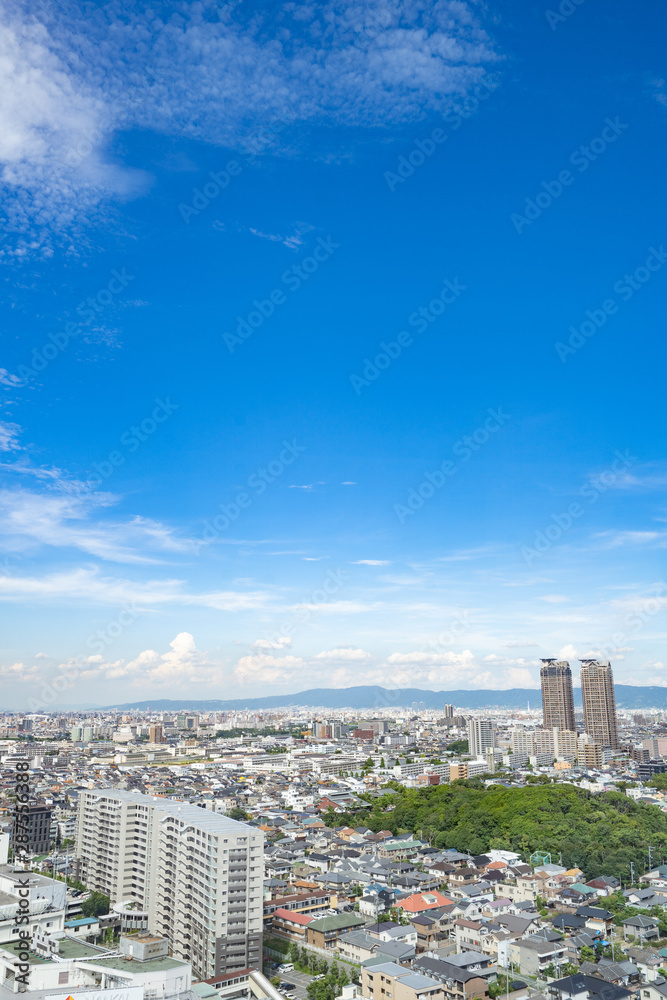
[630,861,635,885]
[648,845,655,871]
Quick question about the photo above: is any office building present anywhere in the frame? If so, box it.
[467,718,496,758]
[580,659,619,749]
[176,713,199,731]
[75,788,264,979]
[540,659,576,731]
[14,802,53,855]
[149,724,165,744]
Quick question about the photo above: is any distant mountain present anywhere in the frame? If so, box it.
[105,684,667,711]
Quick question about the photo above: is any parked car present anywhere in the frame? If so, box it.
[280,984,296,993]
[277,964,294,973]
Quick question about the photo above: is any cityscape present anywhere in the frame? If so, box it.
[3,657,667,1000]
[1,2,666,1000]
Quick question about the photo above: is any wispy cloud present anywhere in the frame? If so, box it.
[351,559,390,566]
[0,566,272,611]
[248,223,314,250]
[0,488,195,563]
[0,422,21,451]
[0,0,497,244]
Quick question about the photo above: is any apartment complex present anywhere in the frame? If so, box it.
[540,660,576,731]
[580,659,619,749]
[75,789,264,980]
[467,719,496,759]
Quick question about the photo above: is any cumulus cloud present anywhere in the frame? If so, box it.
[251,637,292,650]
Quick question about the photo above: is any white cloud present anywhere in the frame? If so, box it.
[251,637,292,650]
[0,0,497,241]
[351,559,390,566]
[598,530,667,548]
[314,648,372,661]
[0,488,196,563]
[0,565,271,611]
[0,422,21,451]
[0,13,149,252]
[235,653,306,684]
[0,369,24,386]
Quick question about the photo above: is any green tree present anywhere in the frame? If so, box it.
[228,807,251,821]
[81,891,110,917]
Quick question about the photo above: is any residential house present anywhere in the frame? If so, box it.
[576,907,614,938]
[623,917,661,943]
[624,948,665,983]
[509,937,567,977]
[454,921,491,952]
[361,961,444,1000]
[545,973,635,1000]
[411,955,491,1000]
[271,908,313,942]
[305,913,366,950]
[585,877,621,897]
[399,892,454,917]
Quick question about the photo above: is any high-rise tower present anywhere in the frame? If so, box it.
[540,659,576,731]
[580,659,619,749]
[76,789,264,979]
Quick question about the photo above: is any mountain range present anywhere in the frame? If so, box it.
[105,684,667,711]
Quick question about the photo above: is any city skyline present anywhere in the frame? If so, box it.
[1,0,666,707]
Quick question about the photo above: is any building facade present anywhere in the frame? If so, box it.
[580,659,619,749]
[75,789,264,980]
[467,720,496,759]
[540,660,576,731]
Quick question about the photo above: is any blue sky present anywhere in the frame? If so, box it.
[1,0,666,708]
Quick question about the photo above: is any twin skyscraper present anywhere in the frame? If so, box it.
[540,658,619,749]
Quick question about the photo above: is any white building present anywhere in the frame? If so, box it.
[75,788,264,980]
[0,867,66,946]
[467,719,496,758]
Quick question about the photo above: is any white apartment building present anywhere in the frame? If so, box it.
[467,719,496,758]
[75,789,264,980]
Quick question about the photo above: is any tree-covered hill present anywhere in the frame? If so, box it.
[325,781,667,881]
